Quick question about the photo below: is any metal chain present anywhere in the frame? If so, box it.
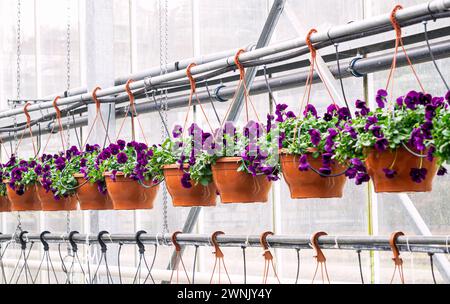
[16,0,21,101]
[14,0,22,233]
[13,0,21,155]
[66,0,71,94]
[65,0,72,148]
[159,0,169,235]
[65,0,72,246]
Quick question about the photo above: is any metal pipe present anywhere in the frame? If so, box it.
[1,0,448,120]
[1,233,449,254]
[2,39,450,143]
[114,46,252,85]
[5,23,449,131]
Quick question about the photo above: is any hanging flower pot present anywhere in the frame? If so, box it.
[74,174,113,210]
[0,196,11,213]
[366,146,437,193]
[36,183,78,211]
[5,182,41,212]
[212,157,272,204]
[280,153,347,199]
[104,172,159,210]
[163,164,217,207]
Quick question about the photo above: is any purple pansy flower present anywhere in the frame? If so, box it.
[298,154,309,172]
[172,125,183,138]
[303,104,318,118]
[309,129,321,146]
[383,168,397,179]
[374,138,388,152]
[117,152,128,164]
[355,173,370,185]
[410,168,427,183]
[355,100,370,116]
[375,89,387,109]
[437,166,447,176]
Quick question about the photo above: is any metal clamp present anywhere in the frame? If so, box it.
[214,84,228,102]
[348,55,365,78]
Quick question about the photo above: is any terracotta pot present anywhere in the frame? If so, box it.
[104,172,158,210]
[74,174,113,210]
[366,146,437,193]
[5,182,41,212]
[280,154,347,199]
[36,183,78,212]
[163,164,217,207]
[211,157,272,204]
[0,196,11,213]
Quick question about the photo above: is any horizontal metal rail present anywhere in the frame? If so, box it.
[1,233,449,254]
[0,0,449,121]
[2,38,449,143]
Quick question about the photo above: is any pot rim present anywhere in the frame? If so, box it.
[103,172,126,177]
[215,157,242,163]
[163,164,189,170]
[3,180,37,187]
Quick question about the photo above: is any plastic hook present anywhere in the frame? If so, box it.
[311,231,327,264]
[260,231,274,261]
[97,231,110,254]
[136,230,147,255]
[171,231,182,252]
[69,231,79,253]
[40,231,51,252]
[19,231,28,250]
[389,231,404,266]
[211,231,225,258]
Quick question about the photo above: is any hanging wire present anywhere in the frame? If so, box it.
[58,242,70,283]
[144,86,170,137]
[33,232,59,284]
[102,104,112,149]
[142,244,158,284]
[423,20,449,90]
[0,239,13,284]
[263,65,278,106]
[428,253,437,284]
[117,242,123,284]
[132,232,155,285]
[357,249,365,284]
[192,244,199,284]
[294,248,301,284]
[204,80,222,125]
[241,245,247,284]
[9,233,34,284]
[327,29,352,115]
[92,232,114,284]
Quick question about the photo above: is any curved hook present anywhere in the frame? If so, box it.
[171,231,182,252]
[19,231,29,250]
[234,49,246,79]
[52,96,62,119]
[136,230,147,254]
[125,79,135,108]
[311,231,328,263]
[211,231,225,258]
[98,231,110,254]
[186,63,197,93]
[68,231,79,253]
[40,231,51,252]
[260,231,274,261]
[23,103,32,126]
[305,28,318,56]
[389,231,405,266]
[92,87,102,112]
